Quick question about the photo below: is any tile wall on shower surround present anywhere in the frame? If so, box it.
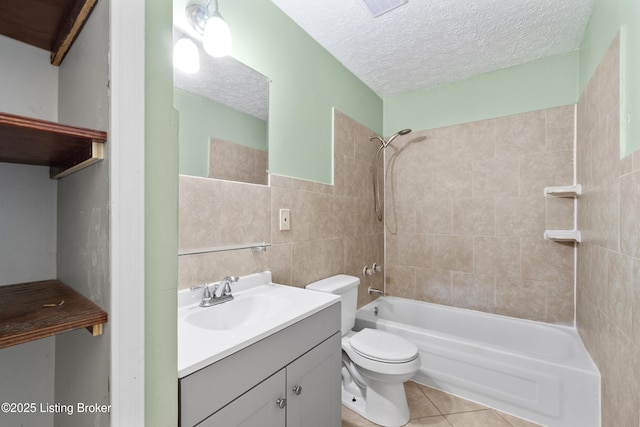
[179,109,383,308]
[384,104,576,324]
[576,33,640,427]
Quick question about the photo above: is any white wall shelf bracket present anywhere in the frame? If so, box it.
[544,184,582,198]
[544,230,582,243]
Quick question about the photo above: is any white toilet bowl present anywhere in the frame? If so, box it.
[306,275,420,427]
[341,329,420,427]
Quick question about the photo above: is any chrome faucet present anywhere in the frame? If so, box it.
[198,275,238,307]
[214,276,238,298]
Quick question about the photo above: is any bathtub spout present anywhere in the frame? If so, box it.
[368,287,384,296]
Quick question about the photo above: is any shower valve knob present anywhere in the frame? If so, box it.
[363,265,374,276]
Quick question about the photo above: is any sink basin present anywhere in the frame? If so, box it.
[178,271,340,377]
[184,294,292,331]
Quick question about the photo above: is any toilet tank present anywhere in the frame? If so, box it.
[306,275,360,335]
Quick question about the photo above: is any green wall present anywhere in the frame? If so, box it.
[221,0,383,184]
[146,0,178,425]
[579,0,640,155]
[385,0,640,156]
[384,51,579,135]
[147,0,640,424]
[175,88,267,177]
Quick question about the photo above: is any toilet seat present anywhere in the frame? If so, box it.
[350,329,418,363]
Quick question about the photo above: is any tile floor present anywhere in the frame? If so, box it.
[341,382,543,427]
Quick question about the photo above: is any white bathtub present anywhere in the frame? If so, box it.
[355,297,600,427]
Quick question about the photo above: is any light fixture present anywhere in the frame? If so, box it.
[173,38,200,73]
[185,0,232,58]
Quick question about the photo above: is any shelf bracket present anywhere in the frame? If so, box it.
[87,324,104,336]
[50,141,104,179]
[544,184,582,198]
[544,230,582,242]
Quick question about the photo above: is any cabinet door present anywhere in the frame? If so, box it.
[197,369,286,427]
[286,332,341,427]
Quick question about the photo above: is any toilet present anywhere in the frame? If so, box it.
[306,275,420,427]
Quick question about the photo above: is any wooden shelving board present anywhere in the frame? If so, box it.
[0,112,106,178]
[0,0,100,66]
[0,280,108,349]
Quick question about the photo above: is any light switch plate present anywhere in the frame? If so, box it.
[279,209,290,231]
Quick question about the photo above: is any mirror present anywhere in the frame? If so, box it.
[173,27,270,185]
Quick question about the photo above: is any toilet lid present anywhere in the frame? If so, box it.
[350,329,418,363]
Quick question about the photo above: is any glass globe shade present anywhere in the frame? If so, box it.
[173,38,200,74]
[203,14,232,57]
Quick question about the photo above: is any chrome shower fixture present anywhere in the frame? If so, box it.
[370,129,412,221]
[369,128,412,149]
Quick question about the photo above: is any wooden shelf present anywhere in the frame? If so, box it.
[0,280,108,349]
[0,112,106,178]
[0,0,100,66]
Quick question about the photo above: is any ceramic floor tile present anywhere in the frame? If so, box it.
[445,409,512,427]
[406,415,453,426]
[341,382,544,427]
[416,384,487,414]
[496,411,544,427]
[341,405,376,427]
[406,381,441,418]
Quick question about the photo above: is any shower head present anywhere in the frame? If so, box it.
[369,128,412,148]
[385,128,412,146]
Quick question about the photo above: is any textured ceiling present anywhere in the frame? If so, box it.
[271,0,596,98]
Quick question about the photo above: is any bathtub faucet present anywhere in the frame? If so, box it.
[368,287,384,296]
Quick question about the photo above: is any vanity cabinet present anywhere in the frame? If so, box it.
[198,369,286,427]
[179,303,341,427]
[286,333,341,427]
[199,334,340,427]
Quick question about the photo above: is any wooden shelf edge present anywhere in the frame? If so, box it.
[0,280,108,349]
[51,0,100,66]
[0,112,107,142]
[0,111,107,178]
[1,0,101,67]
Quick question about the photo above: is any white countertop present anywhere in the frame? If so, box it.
[178,271,339,378]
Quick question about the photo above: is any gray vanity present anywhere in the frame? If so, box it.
[178,272,341,427]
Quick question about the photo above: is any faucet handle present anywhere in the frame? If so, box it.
[203,283,214,299]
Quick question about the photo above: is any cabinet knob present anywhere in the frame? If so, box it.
[292,385,302,396]
[276,398,287,409]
